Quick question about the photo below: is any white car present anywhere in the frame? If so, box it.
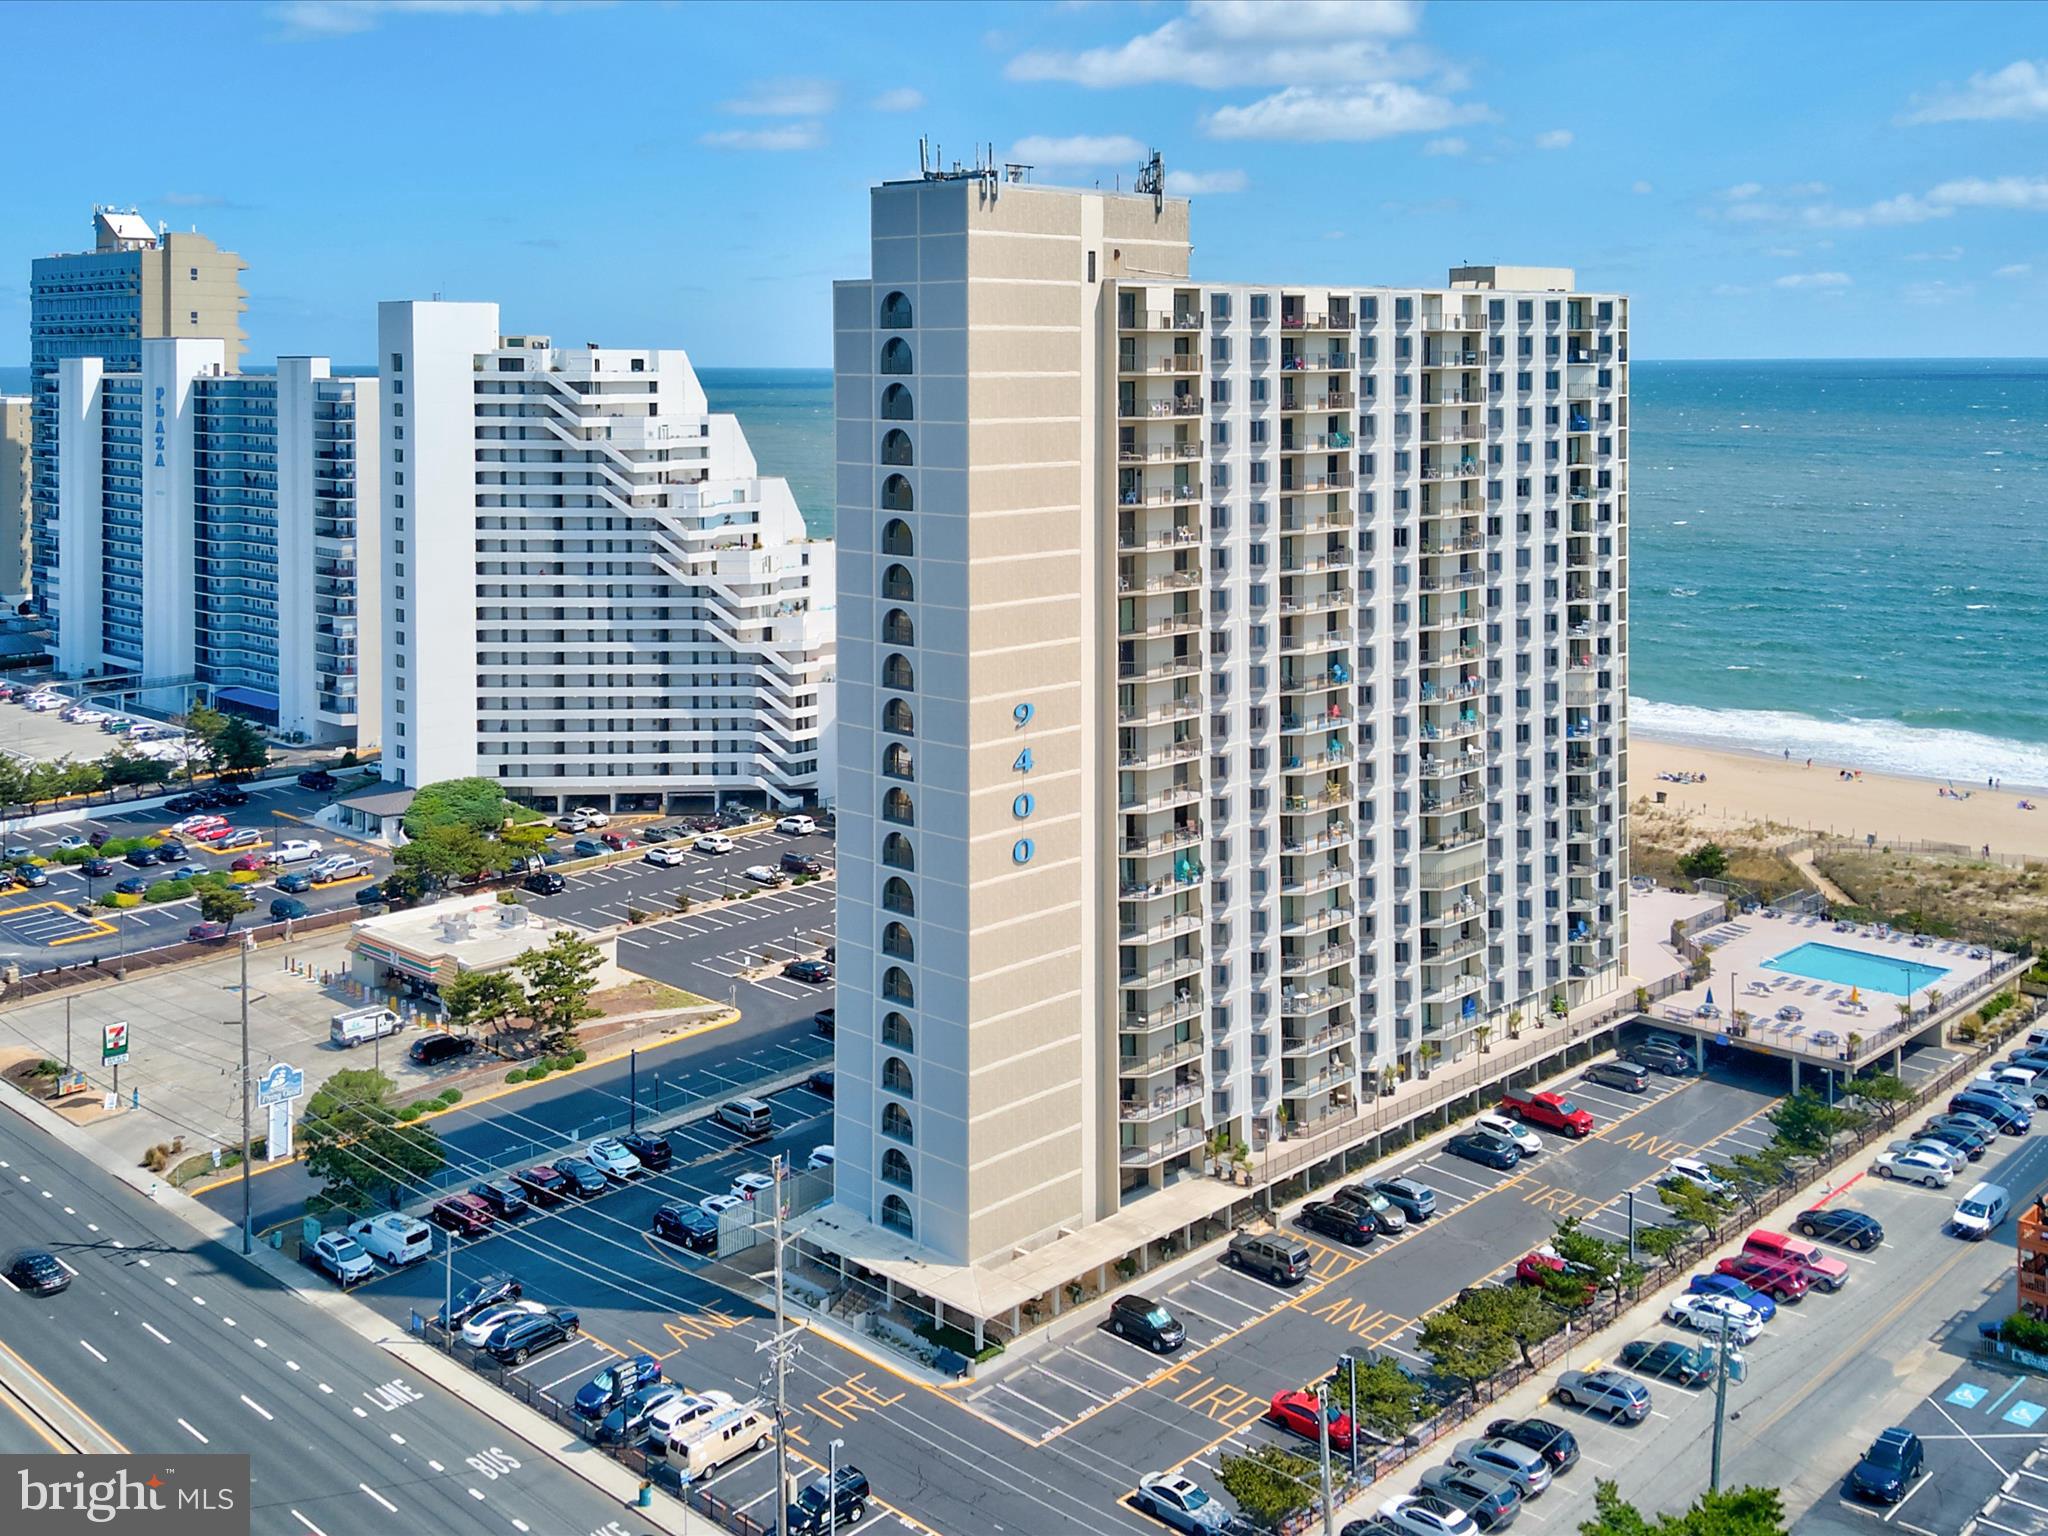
[53,834,91,851]
[553,812,589,833]
[777,815,816,836]
[309,1232,375,1286]
[268,838,324,866]
[806,1145,836,1172]
[1134,1471,1232,1534]
[1885,1138,1966,1176]
[1662,1157,1731,1197]
[461,1299,546,1348]
[1474,1112,1542,1155]
[643,844,688,868]
[743,864,785,886]
[699,1193,744,1218]
[649,1389,736,1447]
[694,833,735,855]
[732,1171,775,1202]
[1379,1495,1478,1536]
[1665,1293,1764,1344]
[573,808,610,828]
[586,1137,643,1179]
[171,815,225,836]
[1873,1147,1954,1187]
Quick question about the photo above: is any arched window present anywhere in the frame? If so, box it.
[883,652,914,691]
[880,475,913,513]
[882,787,914,826]
[880,338,913,375]
[882,922,914,962]
[882,1011,915,1050]
[882,563,914,602]
[883,1056,914,1095]
[880,291,914,330]
[881,1148,914,1189]
[880,429,913,467]
[882,879,915,919]
[880,383,913,421]
[882,608,915,646]
[882,966,914,1005]
[882,832,915,872]
[882,1102,914,1144]
[881,1193,914,1236]
[881,517,914,556]
[882,699,915,737]
[882,743,913,782]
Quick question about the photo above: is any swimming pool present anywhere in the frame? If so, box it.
[1760,942,1949,997]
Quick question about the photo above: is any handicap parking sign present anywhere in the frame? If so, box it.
[2004,1400,2045,1428]
[1947,1382,1990,1408]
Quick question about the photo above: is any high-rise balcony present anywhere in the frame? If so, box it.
[1281,705,1353,735]
[1119,608,1200,640]
[1119,908,1203,947]
[1421,932,1488,968]
[1278,548,1352,579]
[1281,902,1355,940]
[1118,307,1204,333]
[1119,693,1200,729]
[1119,1078,1203,1122]
[1280,504,1354,536]
[1279,860,1350,899]
[1118,518,1199,553]
[1278,587,1352,620]
[1280,387,1355,413]
[1419,605,1482,634]
[1119,439,1202,464]
[1118,736,1201,772]
[1119,1035,1203,1077]
[1418,716,1483,747]
[1420,786,1484,818]
[1280,818,1354,857]
[1119,949,1202,989]
[1281,941,1355,978]
[1279,429,1354,453]
[1117,351,1201,377]
[1418,843,1486,893]
[1280,985,1346,1020]
[1118,651,1201,684]
[1121,987,1203,1036]
[1120,1125,1205,1167]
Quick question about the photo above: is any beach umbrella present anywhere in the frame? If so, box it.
[1848,986,1860,1005]
[1705,987,1715,1008]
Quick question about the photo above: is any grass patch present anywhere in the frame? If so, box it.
[913,1317,1006,1363]
[590,978,714,1015]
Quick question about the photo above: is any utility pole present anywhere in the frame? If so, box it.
[1316,1379,1336,1536]
[827,1435,844,1536]
[64,997,71,1078]
[754,1155,800,1523]
[629,1047,638,1132]
[1346,1355,1360,1479]
[1709,1309,1732,1492]
[239,933,254,1255]
[444,1233,455,1353]
[1626,1189,1636,1263]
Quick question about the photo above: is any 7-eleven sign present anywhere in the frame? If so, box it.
[101,1020,129,1065]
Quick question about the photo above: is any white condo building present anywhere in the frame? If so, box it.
[51,340,379,743]
[811,168,1629,1336]
[376,302,834,810]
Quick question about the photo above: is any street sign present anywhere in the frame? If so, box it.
[256,1063,305,1108]
[268,1099,293,1161]
[101,1020,129,1065]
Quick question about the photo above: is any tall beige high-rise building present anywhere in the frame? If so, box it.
[811,164,1630,1343]
[0,396,28,603]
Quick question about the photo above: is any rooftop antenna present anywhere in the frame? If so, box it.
[918,135,929,177]
[1135,149,1166,213]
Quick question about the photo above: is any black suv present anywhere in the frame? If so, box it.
[1793,1206,1884,1251]
[1483,1417,1580,1473]
[1848,1427,1924,1503]
[813,1008,836,1039]
[409,1032,474,1067]
[437,1272,521,1328]
[523,871,566,895]
[1107,1295,1186,1352]
[298,769,339,792]
[780,851,822,876]
[1300,1199,1377,1246]
[652,1203,720,1253]
[621,1131,673,1171]
[787,1467,871,1534]
[470,1180,531,1219]
[483,1307,579,1365]
[5,1250,69,1296]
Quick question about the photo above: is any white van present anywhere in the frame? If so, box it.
[670,1402,771,1480]
[331,1007,405,1049]
[806,1145,836,1172]
[349,1213,433,1266]
[652,1389,735,1450]
[1953,1182,2010,1240]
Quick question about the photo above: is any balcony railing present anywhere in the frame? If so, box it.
[1120,1125,1205,1166]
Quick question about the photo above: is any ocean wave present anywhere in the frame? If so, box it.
[1630,698,2048,787]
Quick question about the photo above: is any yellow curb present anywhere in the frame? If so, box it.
[179,1006,743,1195]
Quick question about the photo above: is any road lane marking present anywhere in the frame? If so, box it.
[318,1382,333,1394]
[513,1521,530,1532]
[240,1394,273,1421]
[289,1512,327,1536]
[142,1323,170,1344]
[390,1432,406,1445]
[428,1460,444,1472]
[79,1340,107,1363]
[469,1488,487,1501]
[286,1359,300,1370]
[360,1484,398,1513]
[353,1406,368,1418]
[221,1316,235,1327]
[53,1257,79,1277]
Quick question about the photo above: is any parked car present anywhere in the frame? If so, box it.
[483,1307,579,1365]
[298,769,339,792]
[1447,1128,1522,1171]
[1301,1199,1379,1246]
[813,1008,836,1038]
[807,1145,836,1172]
[81,858,115,878]
[436,1273,521,1328]
[621,1131,672,1171]
[1474,1112,1543,1156]
[643,845,688,868]
[808,1069,835,1098]
[1515,1248,1596,1304]
[1132,1471,1232,1534]
[268,839,323,866]
[1664,1293,1764,1344]
[780,851,822,876]
[572,838,608,858]
[186,922,230,943]
[1225,1231,1313,1285]
[1885,1136,1967,1175]
[230,852,267,873]
[124,846,160,867]
[1375,1494,1478,1536]
[1713,1254,1809,1302]
[1496,1090,1593,1137]
[274,871,314,893]
[573,808,610,828]
[217,829,262,851]
[410,1031,474,1067]
[1915,1123,1991,1162]
[269,897,310,921]
[648,1389,737,1450]
[1950,1090,2031,1134]
[1448,1440,1552,1498]
[599,832,637,852]
[1623,1040,1696,1074]
[1108,1295,1186,1352]
[743,863,785,886]
[777,815,817,836]
[1792,1206,1884,1251]
[461,1300,546,1349]
[1617,1340,1724,1388]
[1872,1146,1954,1188]
[1846,1427,1925,1504]
[598,1382,683,1448]
[348,1214,432,1267]
[1333,1185,1408,1234]
[1741,1230,1850,1292]
[1554,1368,1652,1423]
[189,823,236,843]
[731,1170,776,1202]
[694,833,735,855]
[1270,1389,1354,1451]
[523,870,567,894]
[1481,1418,1579,1474]
[714,1097,775,1138]
[586,1137,643,1179]
[308,1233,374,1287]
[514,1165,570,1206]
[652,1203,721,1253]
[429,1195,496,1238]
[572,1353,661,1421]
[1661,1157,1732,1198]
[355,884,390,908]
[1371,1178,1439,1221]
[554,1158,610,1197]
[469,1180,531,1220]
[553,812,590,833]
[783,958,832,984]
[114,876,150,896]
[1685,1272,1779,1322]
[699,1193,744,1218]
[1415,1466,1523,1532]
[1582,1059,1650,1093]
[10,863,47,888]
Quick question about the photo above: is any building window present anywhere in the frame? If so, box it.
[882,699,915,737]
[883,743,914,781]
[882,563,914,602]
[881,1148,913,1189]
[881,518,914,556]
[880,383,913,421]
[882,832,915,871]
[879,291,914,329]
[879,338,914,375]
[880,429,913,467]
[882,1103,914,1144]
[880,475,913,513]
[881,1193,914,1235]
[882,1012,915,1049]
[882,607,915,646]
[882,922,915,962]
[883,653,915,691]
[883,1055,915,1094]
[882,878,915,916]
[882,966,915,1005]
[882,787,915,826]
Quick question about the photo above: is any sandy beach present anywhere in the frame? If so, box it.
[1632,735,2048,861]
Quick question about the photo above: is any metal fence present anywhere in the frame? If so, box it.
[3,904,361,1000]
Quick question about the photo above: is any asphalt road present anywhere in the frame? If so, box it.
[0,1106,647,1536]
[0,780,392,966]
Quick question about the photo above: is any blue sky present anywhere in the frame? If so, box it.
[4,0,2046,366]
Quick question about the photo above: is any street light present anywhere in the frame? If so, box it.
[827,1436,844,1536]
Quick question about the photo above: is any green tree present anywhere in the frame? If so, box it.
[1326,1356,1429,1440]
[513,928,603,1052]
[1676,843,1730,882]
[58,758,104,799]
[1844,1071,1914,1127]
[1633,1221,1695,1267]
[1550,1214,1645,1306]
[211,714,270,775]
[1767,1089,1856,1156]
[299,1069,445,1210]
[404,777,512,839]
[1716,1148,1795,1217]
[179,702,229,746]
[442,970,526,1036]
[1656,1178,1730,1231]
[393,824,494,888]
[23,761,64,808]
[1216,1443,1321,1530]
[497,819,552,862]
[0,756,26,810]
[381,868,426,907]
[100,750,159,791]
[1578,1479,1787,1536]
[196,886,254,928]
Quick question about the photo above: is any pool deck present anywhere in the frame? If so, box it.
[1652,905,2015,1073]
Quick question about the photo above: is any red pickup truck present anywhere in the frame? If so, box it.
[1497,1090,1595,1137]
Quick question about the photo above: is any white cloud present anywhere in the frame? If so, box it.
[1010,133,1148,166]
[1010,0,1426,88]
[1995,262,2035,279]
[1424,137,1467,156]
[719,77,838,116]
[1164,168,1249,195]
[1208,82,1490,142]
[1724,182,1764,200]
[1765,246,1801,258]
[871,87,924,113]
[1903,59,2048,123]
[1534,128,1573,150]
[1929,175,2048,212]
[1773,271,1852,289]
[699,123,825,152]
[269,0,574,37]
[1631,180,1654,195]
[1902,278,1971,304]
[1710,282,1753,297]
[1904,245,1965,262]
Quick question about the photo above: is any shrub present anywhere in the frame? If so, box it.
[505,1067,528,1084]
[626,907,647,925]
[397,1104,424,1122]
[31,1059,62,1078]
[570,1047,588,1064]
[2003,1312,2048,1354]
[551,1054,577,1073]
[526,1062,550,1081]
[437,1088,462,1106]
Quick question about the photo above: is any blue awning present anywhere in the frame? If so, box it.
[216,686,279,712]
